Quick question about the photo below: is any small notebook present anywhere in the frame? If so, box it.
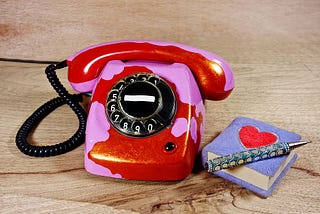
[201,116,300,197]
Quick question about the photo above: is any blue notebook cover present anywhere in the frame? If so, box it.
[201,116,300,197]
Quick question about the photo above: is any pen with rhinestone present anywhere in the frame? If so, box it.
[205,141,310,173]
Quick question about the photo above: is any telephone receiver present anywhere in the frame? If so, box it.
[68,40,234,100]
[16,40,234,181]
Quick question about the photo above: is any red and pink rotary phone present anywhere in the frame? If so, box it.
[16,40,234,181]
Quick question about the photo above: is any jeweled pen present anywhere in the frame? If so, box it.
[206,141,310,173]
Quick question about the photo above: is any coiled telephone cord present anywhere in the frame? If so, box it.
[15,61,87,157]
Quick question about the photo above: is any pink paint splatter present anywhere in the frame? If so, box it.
[85,101,110,153]
[84,101,122,178]
[171,118,188,137]
[100,60,125,81]
[190,117,198,144]
[85,158,122,178]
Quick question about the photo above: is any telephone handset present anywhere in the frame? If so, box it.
[68,41,234,100]
[16,40,234,180]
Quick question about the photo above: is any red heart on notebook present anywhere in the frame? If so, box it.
[239,126,278,148]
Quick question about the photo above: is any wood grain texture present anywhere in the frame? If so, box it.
[1,195,137,214]
[1,0,319,213]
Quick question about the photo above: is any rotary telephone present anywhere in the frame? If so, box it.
[16,40,234,180]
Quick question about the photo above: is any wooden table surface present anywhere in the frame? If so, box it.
[1,1,319,213]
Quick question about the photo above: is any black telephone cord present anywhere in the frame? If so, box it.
[15,61,87,157]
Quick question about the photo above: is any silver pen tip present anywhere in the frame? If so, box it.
[288,141,311,150]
